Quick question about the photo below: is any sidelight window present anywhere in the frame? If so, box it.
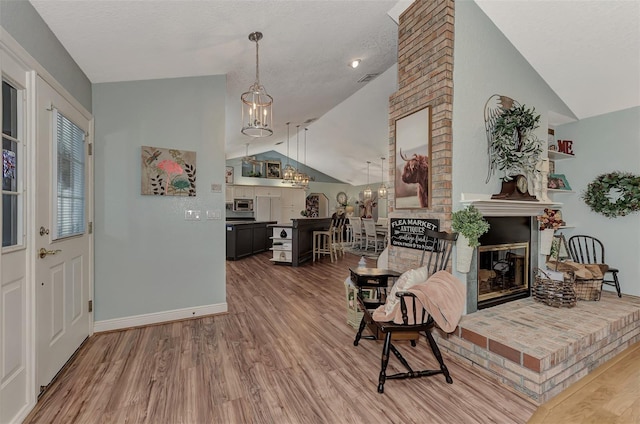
[53,109,85,239]
[2,80,23,248]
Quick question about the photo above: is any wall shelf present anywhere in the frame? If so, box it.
[548,150,575,161]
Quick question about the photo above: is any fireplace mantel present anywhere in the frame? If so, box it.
[460,193,560,217]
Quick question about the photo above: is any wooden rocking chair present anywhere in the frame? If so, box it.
[352,229,458,393]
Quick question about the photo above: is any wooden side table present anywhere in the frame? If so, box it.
[349,267,402,341]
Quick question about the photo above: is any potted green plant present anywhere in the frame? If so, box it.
[452,205,490,273]
[490,104,543,181]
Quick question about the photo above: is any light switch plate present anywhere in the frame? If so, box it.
[211,183,222,193]
[185,210,202,220]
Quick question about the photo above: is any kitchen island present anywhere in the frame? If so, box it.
[226,220,277,260]
[269,218,332,267]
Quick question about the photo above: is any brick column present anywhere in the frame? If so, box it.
[389,0,454,271]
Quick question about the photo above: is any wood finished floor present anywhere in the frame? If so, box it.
[24,252,537,424]
[528,341,640,424]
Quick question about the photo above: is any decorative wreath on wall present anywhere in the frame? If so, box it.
[582,172,640,218]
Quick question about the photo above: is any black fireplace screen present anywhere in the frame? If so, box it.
[477,242,529,306]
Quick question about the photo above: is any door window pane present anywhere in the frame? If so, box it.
[2,81,18,137]
[54,110,85,239]
[2,194,18,247]
[2,81,21,248]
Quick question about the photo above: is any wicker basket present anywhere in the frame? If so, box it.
[574,278,603,301]
[533,268,577,308]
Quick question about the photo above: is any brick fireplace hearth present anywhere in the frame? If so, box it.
[434,292,640,405]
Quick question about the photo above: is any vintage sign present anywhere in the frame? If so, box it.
[390,218,439,251]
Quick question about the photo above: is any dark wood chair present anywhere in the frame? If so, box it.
[567,235,621,297]
[352,229,458,393]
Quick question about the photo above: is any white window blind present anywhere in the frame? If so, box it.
[53,109,85,239]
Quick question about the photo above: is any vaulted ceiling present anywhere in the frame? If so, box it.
[29,0,640,186]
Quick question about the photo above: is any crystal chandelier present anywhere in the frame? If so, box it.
[241,32,273,138]
[378,157,387,199]
[282,122,295,183]
[363,161,372,200]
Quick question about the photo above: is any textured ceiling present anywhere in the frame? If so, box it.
[29,0,399,185]
[29,0,640,186]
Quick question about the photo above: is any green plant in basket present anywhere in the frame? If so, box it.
[452,206,490,248]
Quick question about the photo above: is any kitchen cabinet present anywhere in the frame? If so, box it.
[255,196,281,222]
[226,221,276,260]
[255,186,281,197]
[269,218,331,266]
[233,186,255,199]
[270,226,293,264]
[280,188,307,223]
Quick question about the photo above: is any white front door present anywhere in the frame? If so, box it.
[35,76,92,391]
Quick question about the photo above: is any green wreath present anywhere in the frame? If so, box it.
[582,172,640,218]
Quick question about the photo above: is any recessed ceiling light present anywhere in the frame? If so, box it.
[349,59,361,69]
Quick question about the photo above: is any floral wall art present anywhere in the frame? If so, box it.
[141,146,196,196]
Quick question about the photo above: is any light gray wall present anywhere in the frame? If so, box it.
[554,107,640,296]
[452,0,575,204]
[93,75,227,321]
[0,0,92,111]
[451,0,577,289]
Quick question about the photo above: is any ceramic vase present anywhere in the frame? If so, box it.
[539,228,555,255]
[456,234,475,273]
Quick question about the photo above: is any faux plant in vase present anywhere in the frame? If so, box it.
[485,96,543,200]
[536,208,565,255]
[452,206,490,273]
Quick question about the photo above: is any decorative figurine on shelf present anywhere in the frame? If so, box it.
[535,158,551,202]
[358,256,367,268]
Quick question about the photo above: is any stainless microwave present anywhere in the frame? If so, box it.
[233,198,254,211]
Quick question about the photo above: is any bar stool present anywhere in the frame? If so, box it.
[313,229,335,262]
[332,218,346,258]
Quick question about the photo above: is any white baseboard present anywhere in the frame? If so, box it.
[93,303,227,333]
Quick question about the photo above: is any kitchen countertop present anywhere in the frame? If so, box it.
[226,220,276,226]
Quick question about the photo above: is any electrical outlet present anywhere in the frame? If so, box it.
[206,210,222,220]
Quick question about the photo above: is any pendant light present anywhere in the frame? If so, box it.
[282,122,295,183]
[299,128,310,188]
[241,32,273,138]
[293,125,303,185]
[363,161,372,200]
[378,157,387,199]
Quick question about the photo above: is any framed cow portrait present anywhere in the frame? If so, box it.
[394,106,432,209]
